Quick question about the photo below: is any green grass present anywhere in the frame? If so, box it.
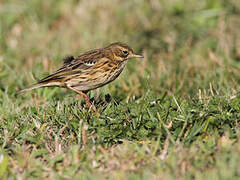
[1,0,240,179]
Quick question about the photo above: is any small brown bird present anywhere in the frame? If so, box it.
[19,42,143,108]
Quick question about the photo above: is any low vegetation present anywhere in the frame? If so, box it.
[0,0,240,179]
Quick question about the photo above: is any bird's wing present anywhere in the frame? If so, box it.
[38,49,104,83]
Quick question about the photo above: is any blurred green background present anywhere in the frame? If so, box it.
[1,0,239,97]
[1,0,240,179]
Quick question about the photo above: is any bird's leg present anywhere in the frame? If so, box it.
[67,86,91,107]
[67,86,97,113]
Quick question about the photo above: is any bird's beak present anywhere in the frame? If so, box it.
[131,53,144,58]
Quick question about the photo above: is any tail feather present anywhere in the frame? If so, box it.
[18,81,61,94]
[17,83,47,94]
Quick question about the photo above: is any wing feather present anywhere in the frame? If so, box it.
[38,48,104,84]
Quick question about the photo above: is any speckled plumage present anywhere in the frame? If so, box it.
[19,42,143,108]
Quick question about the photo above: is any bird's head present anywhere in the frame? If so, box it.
[105,42,144,62]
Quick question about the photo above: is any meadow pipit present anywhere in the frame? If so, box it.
[19,42,143,109]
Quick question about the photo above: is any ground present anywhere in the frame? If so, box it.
[0,0,240,179]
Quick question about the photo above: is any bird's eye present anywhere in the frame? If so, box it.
[122,50,129,56]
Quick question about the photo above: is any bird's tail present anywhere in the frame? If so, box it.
[17,81,61,94]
